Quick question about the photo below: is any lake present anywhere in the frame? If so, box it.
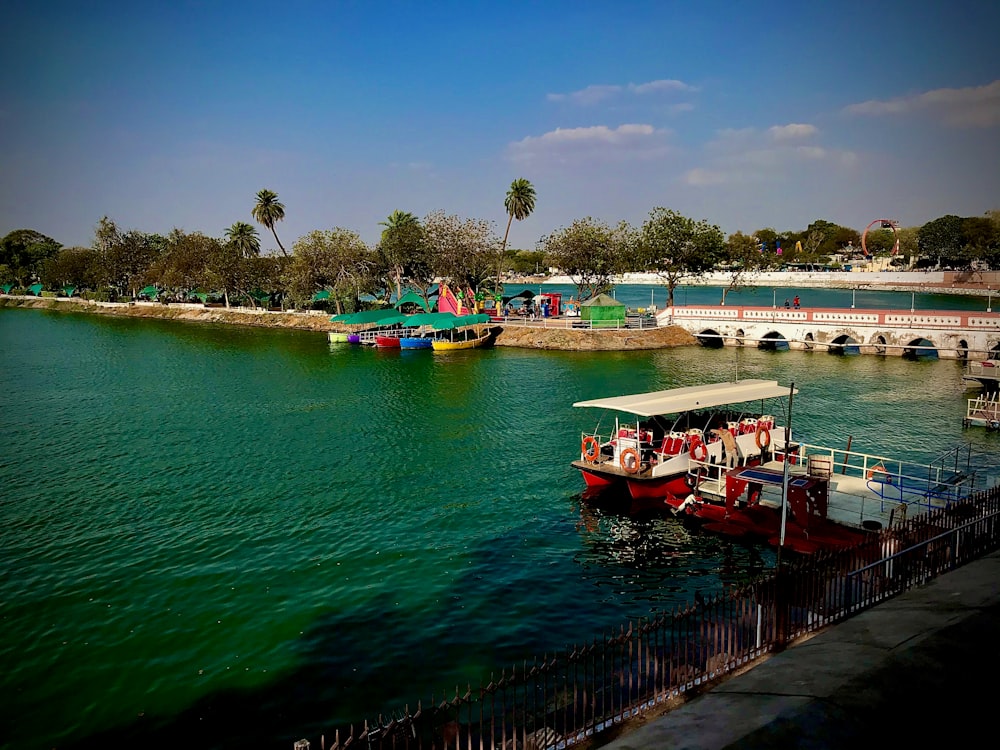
[1,292,996,749]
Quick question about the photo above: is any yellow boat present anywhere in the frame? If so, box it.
[431,327,492,351]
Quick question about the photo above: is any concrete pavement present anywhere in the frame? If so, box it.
[599,550,1000,749]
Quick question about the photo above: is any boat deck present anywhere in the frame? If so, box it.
[698,458,965,533]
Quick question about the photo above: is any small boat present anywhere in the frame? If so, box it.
[400,336,433,350]
[375,334,401,348]
[431,328,492,351]
[328,332,349,344]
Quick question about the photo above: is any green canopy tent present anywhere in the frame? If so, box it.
[27,283,43,296]
[393,290,431,313]
[403,312,458,329]
[310,290,331,303]
[139,285,159,300]
[249,290,272,308]
[188,290,210,303]
[2,283,15,294]
[580,293,626,328]
[61,286,77,297]
[334,308,400,326]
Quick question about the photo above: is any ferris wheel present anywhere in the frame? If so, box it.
[861,219,899,256]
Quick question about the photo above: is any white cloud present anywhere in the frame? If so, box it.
[507,123,672,164]
[547,85,622,105]
[547,78,696,105]
[628,79,695,95]
[684,125,853,186]
[769,123,818,141]
[844,80,1000,127]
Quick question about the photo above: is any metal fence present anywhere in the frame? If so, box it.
[296,485,1000,750]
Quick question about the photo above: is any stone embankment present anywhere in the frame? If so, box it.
[0,296,697,351]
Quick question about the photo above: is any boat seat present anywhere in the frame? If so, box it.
[661,431,687,456]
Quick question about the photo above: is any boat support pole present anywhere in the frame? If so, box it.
[777,382,795,563]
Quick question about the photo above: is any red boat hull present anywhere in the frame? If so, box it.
[375,336,401,348]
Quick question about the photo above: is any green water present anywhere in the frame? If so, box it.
[1,305,997,749]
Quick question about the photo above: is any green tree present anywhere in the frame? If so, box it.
[252,189,288,256]
[509,250,547,275]
[497,178,536,289]
[378,210,427,301]
[286,228,372,313]
[424,210,499,293]
[96,225,162,299]
[638,208,725,307]
[542,217,634,301]
[720,231,765,305]
[918,215,965,268]
[147,230,218,296]
[40,247,101,291]
[225,221,261,258]
[0,229,62,286]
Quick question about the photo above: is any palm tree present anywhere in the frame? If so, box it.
[225,221,261,258]
[379,210,422,300]
[251,189,287,256]
[497,178,536,289]
[379,210,420,239]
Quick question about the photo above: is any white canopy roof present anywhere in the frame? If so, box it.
[573,380,796,417]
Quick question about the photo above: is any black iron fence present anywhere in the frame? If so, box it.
[295,486,1000,750]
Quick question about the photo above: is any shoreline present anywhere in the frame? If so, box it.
[0,296,697,351]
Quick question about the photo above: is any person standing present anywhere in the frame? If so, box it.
[793,295,800,309]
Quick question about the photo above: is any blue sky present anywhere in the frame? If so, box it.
[3,1,999,253]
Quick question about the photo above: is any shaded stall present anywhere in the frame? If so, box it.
[580,293,626,328]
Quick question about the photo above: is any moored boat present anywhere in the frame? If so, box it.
[375,334,402,348]
[432,328,492,351]
[572,380,793,510]
[400,335,433,350]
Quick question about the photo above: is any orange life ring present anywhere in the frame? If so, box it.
[755,427,771,450]
[620,448,640,474]
[689,442,708,461]
[582,436,600,462]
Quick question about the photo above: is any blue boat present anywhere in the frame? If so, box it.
[400,336,433,350]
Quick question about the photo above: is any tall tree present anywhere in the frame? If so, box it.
[638,208,725,308]
[225,221,261,258]
[378,210,426,300]
[542,217,633,301]
[497,178,536,289]
[252,189,288,256]
[0,229,62,286]
[423,211,499,294]
[719,231,765,305]
[286,228,372,313]
[918,215,965,268]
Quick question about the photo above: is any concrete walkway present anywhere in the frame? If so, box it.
[600,550,1000,749]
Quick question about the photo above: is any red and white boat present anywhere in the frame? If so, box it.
[571,380,793,511]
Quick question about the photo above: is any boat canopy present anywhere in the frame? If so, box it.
[405,311,458,328]
[332,308,397,325]
[394,290,431,312]
[573,380,797,417]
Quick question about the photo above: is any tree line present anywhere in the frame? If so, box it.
[2,182,998,312]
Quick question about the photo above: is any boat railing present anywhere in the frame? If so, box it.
[789,442,976,512]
